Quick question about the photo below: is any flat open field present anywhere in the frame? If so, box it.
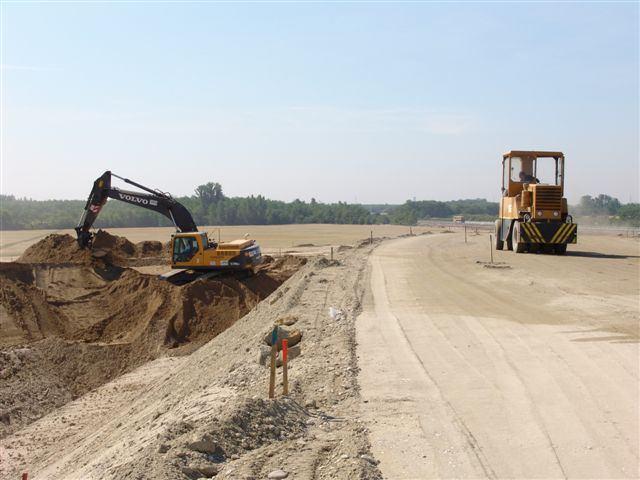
[0,224,429,261]
[358,232,639,479]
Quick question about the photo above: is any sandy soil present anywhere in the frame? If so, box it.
[357,232,639,479]
[0,234,385,480]
[0,224,429,261]
[0,232,304,439]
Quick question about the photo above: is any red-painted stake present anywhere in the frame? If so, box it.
[282,339,289,395]
[22,472,28,480]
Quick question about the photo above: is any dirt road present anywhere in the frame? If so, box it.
[357,233,639,479]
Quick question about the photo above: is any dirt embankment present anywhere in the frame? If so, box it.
[2,233,383,480]
[0,232,305,438]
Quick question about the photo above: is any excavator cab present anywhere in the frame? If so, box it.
[172,234,203,264]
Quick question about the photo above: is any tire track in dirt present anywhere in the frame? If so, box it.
[409,235,638,476]
[357,233,639,479]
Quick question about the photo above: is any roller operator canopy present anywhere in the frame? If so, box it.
[503,151,564,158]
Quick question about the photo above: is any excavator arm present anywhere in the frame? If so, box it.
[75,171,198,248]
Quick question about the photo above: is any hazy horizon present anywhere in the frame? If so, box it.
[2,3,638,204]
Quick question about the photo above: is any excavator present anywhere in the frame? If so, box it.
[76,171,262,283]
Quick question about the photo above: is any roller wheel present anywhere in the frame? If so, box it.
[506,223,513,250]
[554,244,567,255]
[512,221,525,253]
[494,220,504,250]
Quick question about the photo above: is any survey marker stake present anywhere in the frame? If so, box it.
[268,326,278,399]
[489,234,494,264]
[282,338,289,395]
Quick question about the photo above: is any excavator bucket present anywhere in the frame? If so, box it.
[76,171,112,248]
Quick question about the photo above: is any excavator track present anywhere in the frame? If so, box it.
[160,268,254,285]
[160,269,224,285]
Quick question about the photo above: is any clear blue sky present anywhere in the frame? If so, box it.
[1,2,638,204]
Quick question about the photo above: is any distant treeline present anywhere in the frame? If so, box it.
[0,182,382,230]
[573,194,640,227]
[389,194,640,226]
[1,184,638,230]
[388,199,499,224]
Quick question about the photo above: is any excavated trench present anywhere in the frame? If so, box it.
[0,232,305,438]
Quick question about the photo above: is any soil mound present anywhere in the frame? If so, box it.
[0,266,67,347]
[18,232,168,267]
[0,232,306,438]
[92,230,136,256]
[136,240,165,257]
[260,255,307,282]
[18,234,93,264]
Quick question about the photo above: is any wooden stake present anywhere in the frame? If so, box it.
[330,246,334,261]
[464,225,467,243]
[22,473,28,480]
[282,339,289,395]
[370,230,373,244]
[489,234,494,264]
[268,326,278,399]
[218,228,221,243]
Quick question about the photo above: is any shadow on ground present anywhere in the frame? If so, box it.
[566,251,640,260]
[562,327,640,344]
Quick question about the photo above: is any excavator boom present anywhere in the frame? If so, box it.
[75,171,197,248]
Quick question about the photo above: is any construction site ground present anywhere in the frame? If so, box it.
[0,227,638,479]
[358,232,639,479]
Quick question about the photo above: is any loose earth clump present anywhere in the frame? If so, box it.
[0,232,305,438]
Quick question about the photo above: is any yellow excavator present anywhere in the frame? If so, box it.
[76,171,262,283]
[495,151,577,254]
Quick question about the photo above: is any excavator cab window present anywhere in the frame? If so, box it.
[172,236,199,263]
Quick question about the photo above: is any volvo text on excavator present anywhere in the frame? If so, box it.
[76,171,262,282]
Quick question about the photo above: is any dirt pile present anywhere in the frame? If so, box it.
[93,230,167,259]
[259,254,308,282]
[135,239,165,257]
[17,231,168,267]
[17,234,95,264]
[92,229,136,256]
[0,273,66,347]
[0,233,305,438]
[122,396,311,480]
